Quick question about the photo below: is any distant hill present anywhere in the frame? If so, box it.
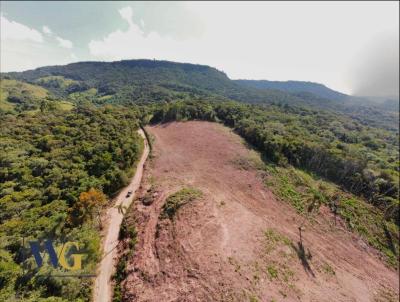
[3,60,334,107]
[1,59,397,130]
[5,60,232,99]
[352,96,400,111]
[235,79,348,101]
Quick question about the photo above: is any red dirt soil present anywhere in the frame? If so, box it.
[121,121,399,302]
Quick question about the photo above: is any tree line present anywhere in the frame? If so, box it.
[149,100,399,225]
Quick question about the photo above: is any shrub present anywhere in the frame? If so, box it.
[161,188,202,219]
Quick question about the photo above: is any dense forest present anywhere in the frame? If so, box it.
[0,59,398,300]
[0,103,143,301]
[235,79,348,101]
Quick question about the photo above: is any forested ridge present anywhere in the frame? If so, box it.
[235,79,348,101]
[4,60,398,131]
[0,59,398,301]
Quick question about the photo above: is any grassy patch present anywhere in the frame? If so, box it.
[262,163,399,268]
[257,228,299,295]
[57,101,74,111]
[266,265,279,280]
[35,75,78,89]
[1,78,49,99]
[264,228,292,254]
[230,153,264,171]
[248,295,260,302]
[68,88,98,102]
[161,188,202,219]
[98,95,113,101]
[374,287,399,302]
[0,99,14,111]
[264,165,311,213]
[339,197,399,267]
[321,262,335,276]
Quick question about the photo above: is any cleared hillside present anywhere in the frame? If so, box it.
[118,121,398,301]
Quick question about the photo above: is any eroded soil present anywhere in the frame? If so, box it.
[122,121,399,302]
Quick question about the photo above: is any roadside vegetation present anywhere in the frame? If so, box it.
[113,206,138,302]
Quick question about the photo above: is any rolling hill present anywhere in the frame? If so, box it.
[3,59,397,132]
[3,60,337,107]
[235,79,348,101]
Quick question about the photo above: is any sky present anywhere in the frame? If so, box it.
[1,1,399,96]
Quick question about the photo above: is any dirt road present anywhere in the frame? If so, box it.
[93,129,149,302]
[122,122,398,302]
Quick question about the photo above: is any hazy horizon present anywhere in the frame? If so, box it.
[1,1,399,97]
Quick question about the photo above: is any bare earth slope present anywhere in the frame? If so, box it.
[123,121,398,302]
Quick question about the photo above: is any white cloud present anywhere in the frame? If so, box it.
[1,15,43,42]
[42,25,52,35]
[119,6,133,25]
[88,3,399,94]
[1,38,76,72]
[2,3,398,94]
[43,25,74,50]
[89,7,202,62]
[56,36,73,49]
[0,16,75,72]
